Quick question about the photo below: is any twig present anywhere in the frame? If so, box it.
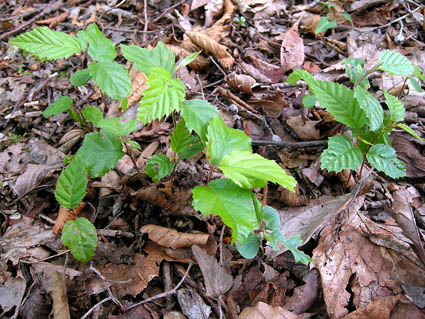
[358,6,422,32]
[143,0,148,43]
[218,225,225,319]
[162,262,174,310]
[98,0,126,21]
[81,297,112,319]
[124,262,193,312]
[209,56,227,77]
[251,139,328,149]
[152,0,186,23]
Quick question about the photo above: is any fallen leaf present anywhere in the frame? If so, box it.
[140,225,209,249]
[204,0,224,27]
[391,133,425,178]
[238,301,300,319]
[286,115,320,140]
[127,66,147,109]
[50,271,70,319]
[36,11,70,28]
[0,273,26,314]
[227,72,257,94]
[177,288,211,319]
[192,245,233,298]
[279,21,304,71]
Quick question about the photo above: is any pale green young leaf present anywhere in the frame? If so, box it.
[55,155,87,209]
[171,120,204,159]
[343,13,353,25]
[127,140,141,151]
[343,58,369,89]
[413,65,425,82]
[302,94,316,108]
[70,68,91,86]
[218,151,297,191]
[235,233,260,259]
[206,117,252,165]
[192,178,259,245]
[309,80,367,128]
[378,50,414,76]
[62,218,97,262]
[315,17,337,34]
[77,130,125,178]
[286,69,315,85]
[409,77,422,93]
[89,61,131,100]
[177,51,202,69]
[97,117,137,137]
[320,136,363,173]
[396,123,423,142]
[137,67,185,124]
[276,233,312,264]
[366,144,406,178]
[82,106,103,126]
[86,23,116,62]
[43,96,73,118]
[77,30,88,50]
[146,154,174,184]
[9,27,82,60]
[353,87,383,131]
[181,99,219,142]
[383,90,405,122]
[120,42,176,76]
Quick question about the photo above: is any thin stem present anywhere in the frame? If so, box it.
[353,62,384,90]
[397,77,408,100]
[207,164,215,184]
[123,140,144,183]
[172,110,177,128]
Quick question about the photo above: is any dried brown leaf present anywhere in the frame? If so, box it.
[185,31,234,70]
[280,21,304,71]
[205,0,224,27]
[36,11,70,28]
[53,202,86,234]
[227,73,257,94]
[167,44,210,70]
[50,271,70,319]
[238,302,300,319]
[286,115,320,140]
[140,225,209,249]
[127,65,147,109]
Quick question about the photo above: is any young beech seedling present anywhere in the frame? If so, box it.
[10,24,311,264]
[288,50,424,179]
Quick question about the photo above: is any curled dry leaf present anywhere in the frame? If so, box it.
[36,11,70,28]
[58,129,84,153]
[204,0,224,27]
[227,73,257,94]
[167,44,210,70]
[185,31,234,70]
[50,271,70,319]
[214,0,235,27]
[300,15,320,35]
[15,164,57,196]
[53,202,86,234]
[140,224,209,249]
[279,21,305,71]
[127,65,147,109]
[239,55,285,84]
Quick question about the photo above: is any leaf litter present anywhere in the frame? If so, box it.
[1,0,425,318]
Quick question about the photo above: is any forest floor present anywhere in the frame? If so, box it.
[1,0,425,318]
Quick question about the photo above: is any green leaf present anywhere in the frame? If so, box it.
[366,144,406,178]
[384,90,405,122]
[235,233,260,259]
[181,99,219,142]
[315,17,337,34]
[206,117,252,165]
[286,69,315,85]
[413,65,425,82]
[218,151,297,191]
[77,30,88,50]
[353,87,383,131]
[192,179,259,244]
[177,51,202,69]
[97,117,137,137]
[342,58,369,88]
[356,126,391,153]
[9,27,82,60]
[70,68,91,86]
[302,94,316,108]
[396,123,423,142]
[55,155,87,209]
[409,77,422,93]
[69,109,86,125]
[378,50,414,76]
[120,42,176,76]
[276,233,312,264]
[62,217,97,262]
[145,154,174,184]
[171,120,204,159]
[309,80,367,128]
[127,140,141,151]
[343,13,353,25]
[137,67,185,124]
[89,61,131,100]
[43,96,73,118]
[77,130,125,178]
[82,106,103,126]
[320,136,363,173]
[86,23,116,62]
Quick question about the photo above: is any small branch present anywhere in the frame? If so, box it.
[143,0,148,43]
[124,263,193,312]
[251,139,328,149]
[152,0,186,23]
[123,140,144,184]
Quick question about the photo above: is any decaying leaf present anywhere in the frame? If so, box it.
[53,202,86,234]
[279,20,304,71]
[185,31,234,70]
[50,271,71,319]
[238,301,301,319]
[286,115,320,140]
[204,0,224,27]
[36,11,70,28]
[192,245,233,298]
[127,65,147,109]
[140,225,209,249]
[167,44,210,70]
[227,73,257,94]
[177,288,211,319]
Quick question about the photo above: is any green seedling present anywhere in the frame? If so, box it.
[9,24,311,264]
